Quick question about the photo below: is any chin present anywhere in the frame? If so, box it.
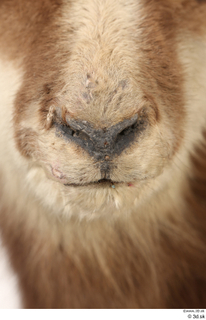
[26,163,152,219]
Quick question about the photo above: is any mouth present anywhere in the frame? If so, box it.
[64,178,122,188]
[64,178,135,188]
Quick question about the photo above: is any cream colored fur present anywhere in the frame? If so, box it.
[0,0,206,308]
[0,236,21,309]
[0,61,24,308]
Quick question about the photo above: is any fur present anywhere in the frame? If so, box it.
[0,0,206,308]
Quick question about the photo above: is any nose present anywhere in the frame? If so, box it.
[56,114,142,161]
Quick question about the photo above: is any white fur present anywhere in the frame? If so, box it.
[0,60,24,308]
[0,235,22,309]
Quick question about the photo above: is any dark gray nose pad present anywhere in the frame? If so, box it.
[55,114,144,160]
[89,114,139,160]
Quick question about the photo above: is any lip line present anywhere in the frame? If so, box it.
[64,179,122,187]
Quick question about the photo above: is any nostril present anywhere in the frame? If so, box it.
[70,129,89,140]
[72,130,78,137]
[119,122,138,136]
[57,124,84,139]
[119,127,131,136]
[76,131,89,140]
[60,124,75,137]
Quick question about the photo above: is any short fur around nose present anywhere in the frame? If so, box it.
[55,114,146,160]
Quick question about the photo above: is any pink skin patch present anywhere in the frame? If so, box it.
[127,183,134,187]
[46,163,68,184]
[52,167,64,179]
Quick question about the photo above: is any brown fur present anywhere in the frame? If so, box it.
[0,0,206,308]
